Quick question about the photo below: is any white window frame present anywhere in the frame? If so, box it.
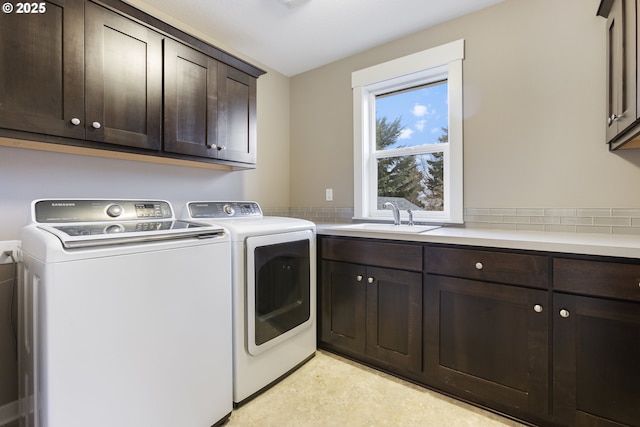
[352,39,464,224]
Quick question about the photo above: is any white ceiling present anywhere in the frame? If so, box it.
[135,0,504,76]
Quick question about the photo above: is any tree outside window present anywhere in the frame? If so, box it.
[375,80,448,213]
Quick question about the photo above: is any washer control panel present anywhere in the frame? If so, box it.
[187,201,263,219]
[34,200,173,223]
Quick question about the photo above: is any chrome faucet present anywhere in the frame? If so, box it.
[383,202,401,225]
[407,209,414,226]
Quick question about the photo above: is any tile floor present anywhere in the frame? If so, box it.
[225,350,527,427]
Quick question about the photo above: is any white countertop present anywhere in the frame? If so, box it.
[316,224,640,259]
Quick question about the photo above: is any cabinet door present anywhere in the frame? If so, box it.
[424,275,549,422]
[85,2,162,150]
[0,0,84,139]
[320,261,366,355]
[553,293,640,426]
[604,0,636,142]
[164,39,219,158]
[366,267,422,373]
[217,65,257,164]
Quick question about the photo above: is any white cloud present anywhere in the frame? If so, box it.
[398,128,414,139]
[431,127,440,134]
[415,120,426,132]
[412,104,428,117]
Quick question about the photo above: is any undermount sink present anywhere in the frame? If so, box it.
[336,223,441,234]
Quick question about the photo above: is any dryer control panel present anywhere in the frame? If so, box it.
[187,201,263,219]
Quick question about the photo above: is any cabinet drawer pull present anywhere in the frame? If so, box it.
[533,304,543,313]
[475,262,483,270]
[91,121,101,129]
[356,275,363,282]
[367,277,374,284]
[608,113,624,125]
[70,118,81,126]
[559,309,570,318]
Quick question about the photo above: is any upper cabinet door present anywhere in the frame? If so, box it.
[163,39,219,158]
[217,65,257,164]
[0,0,85,139]
[84,2,162,150]
[600,0,638,146]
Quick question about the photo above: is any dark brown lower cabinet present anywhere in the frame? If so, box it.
[553,293,640,426]
[318,236,640,427]
[424,275,549,424]
[320,260,422,375]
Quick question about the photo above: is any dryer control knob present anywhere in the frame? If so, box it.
[223,204,235,216]
[106,204,124,218]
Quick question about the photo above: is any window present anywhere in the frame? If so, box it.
[352,39,464,224]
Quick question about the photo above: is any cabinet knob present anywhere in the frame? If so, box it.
[217,145,227,151]
[91,121,101,129]
[70,118,81,126]
[533,304,543,313]
[559,309,570,318]
[367,277,374,284]
[475,262,483,270]
[356,275,363,282]
[206,143,217,149]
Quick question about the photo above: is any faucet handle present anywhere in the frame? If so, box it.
[407,209,414,226]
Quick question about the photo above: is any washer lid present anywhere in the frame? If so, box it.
[30,199,225,248]
[37,220,225,249]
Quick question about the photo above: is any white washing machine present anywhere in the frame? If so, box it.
[183,201,316,406]
[19,199,233,427]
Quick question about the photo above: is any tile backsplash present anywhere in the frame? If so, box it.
[265,206,640,235]
[463,207,640,235]
[263,207,355,224]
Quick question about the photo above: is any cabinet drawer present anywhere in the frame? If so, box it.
[554,258,640,302]
[321,237,422,272]
[425,246,548,289]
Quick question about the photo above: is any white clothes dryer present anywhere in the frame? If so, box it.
[184,201,316,406]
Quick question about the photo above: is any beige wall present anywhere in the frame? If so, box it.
[124,0,292,210]
[289,0,640,210]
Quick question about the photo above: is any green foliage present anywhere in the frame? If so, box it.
[376,117,424,208]
[376,117,445,211]
[421,130,446,210]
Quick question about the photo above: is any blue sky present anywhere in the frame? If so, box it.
[375,81,448,149]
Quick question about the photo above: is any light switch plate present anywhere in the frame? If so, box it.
[325,188,333,201]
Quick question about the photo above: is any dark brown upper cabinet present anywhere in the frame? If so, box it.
[598,0,640,150]
[0,0,264,168]
[217,65,257,165]
[0,0,85,140]
[85,2,163,150]
[164,39,220,158]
